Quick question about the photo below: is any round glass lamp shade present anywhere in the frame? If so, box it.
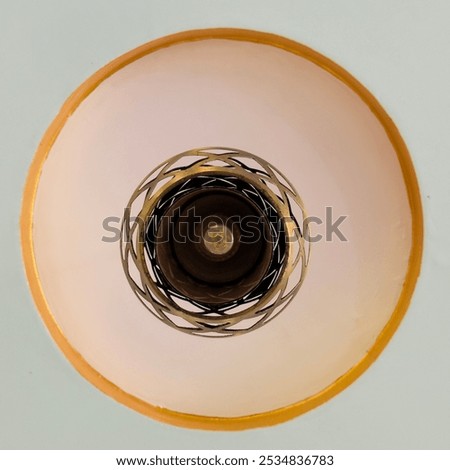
[21,29,422,430]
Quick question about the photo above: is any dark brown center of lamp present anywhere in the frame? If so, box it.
[145,175,286,308]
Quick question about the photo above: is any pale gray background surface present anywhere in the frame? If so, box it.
[1,0,449,449]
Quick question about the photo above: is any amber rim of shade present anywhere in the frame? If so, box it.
[20,28,423,431]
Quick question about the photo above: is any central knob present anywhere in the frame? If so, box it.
[203,222,234,255]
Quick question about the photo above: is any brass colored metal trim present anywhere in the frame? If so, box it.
[20,28,423,430]
[121,147,309,336]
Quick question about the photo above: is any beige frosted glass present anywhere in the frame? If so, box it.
[32,38,412,417]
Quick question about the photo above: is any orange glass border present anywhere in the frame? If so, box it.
[20,28,423,431]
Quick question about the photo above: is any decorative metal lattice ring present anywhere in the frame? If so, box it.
[120,147,310,337]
